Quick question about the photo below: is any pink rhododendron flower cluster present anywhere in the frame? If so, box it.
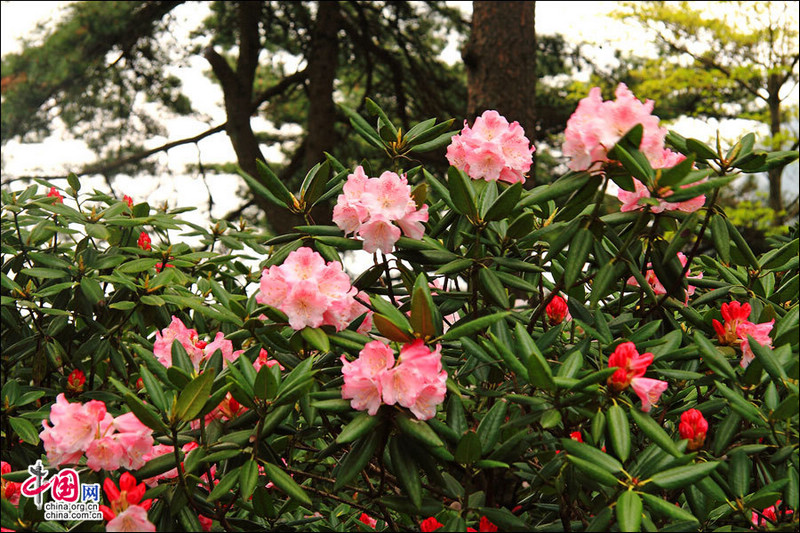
[341,339,447,420]
[563,83,705,212]
[607,342,668,412]
[40,394,154,472]
[257,247,373,331]
[446,110,535,184]
[332,166,429,253]
[626,252,702,302]
[712,300,774,368]
[153,316,242,371]
[563,83,667,172]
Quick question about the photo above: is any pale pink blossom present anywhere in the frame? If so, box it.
[153,316,204,368]
[564,84,666,172]
[630,377,669,413]
[737,320,775,369]
[86,436,126,471]
[253,348,285,372]
[333,166,428,253]
[106,505,156,532]
[257,248,371,332]
[447,110,534,183]
[342,339,447,420]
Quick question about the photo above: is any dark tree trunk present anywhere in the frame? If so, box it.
[464,1,537,176]
[767,72,783,213]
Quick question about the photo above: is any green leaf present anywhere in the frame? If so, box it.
[395,412,444,449]
[747,335,787,383]
[686,138,718,160]
[300,327,330,353]
[79,277,104,304]
[478,268,509,308]
[714,381,767,427]
[519,171,591,209]
[136,449,184,480]
[563,227,593,288]
[694,331,736,380]
[440,312,510,341]
[373,314,416,343]
[389,437,422,510]
[116,258,159,274]
[239,459,259,502]
[629,408,682,458]
[175,369,216,422]
[476,400,508,454]
[640,493,699,526]
[447,166,478,218]
[616,490,642,533]
[207,466,241,501]
[9,416,39,445]
[334,431,381,491]
[484,182,522,221]
[665,175,735,203]
[253,365,279,402]
[337,412,382,445]
[123,392,169,434]
[139,365,168,412]
[710,215,730,264]
[607,404,631,463]
[559,438,623,474]
[565,455,621,486]
[730,451,750,498]
[20,267,68,279]
[477,507,529,532]
[649,461,719,490]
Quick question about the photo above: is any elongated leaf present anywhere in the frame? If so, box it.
[337,412,381,444]
[263,461,312,506]
[440,312,510,341]
[714,381,767,427]
[649,461,719,490]
[389,437,422,510]
[207,466,241,501]
[123,392,169,434]
[640,493,699,526]
[395,412,444,449]
[139,364,168,412]
[563,228,593,288]
[410,273,440,338]
[629,408,682,458]
[334,431,381,491]
[175,369,216,422]
[616,490,642,533]
[747,335,787,382]
[607,404,631,463]
[559,438,623,474]
[476,400,508,454]
[694,331,736,380]
[239,459,259,502]
[256,159,296,209]
[484,182,522,221]
[447,166,477,218]
[9,417,39,445]
[565,455,621,486]
[519,172,591,209]
[479,268,509,308]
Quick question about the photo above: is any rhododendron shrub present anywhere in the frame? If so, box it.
[1,92,797,532]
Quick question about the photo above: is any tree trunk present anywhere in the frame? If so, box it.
[767,72,783,213]
[464,1,536,176]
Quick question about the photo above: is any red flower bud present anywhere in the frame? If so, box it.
[66,369,86,394]
[569,431,583,443]
[123,195,134,208]
[47,187,64,203]
[679,408,708,451]
[137,231,152,251]
[546,295,569,325]
[420,516,444,532]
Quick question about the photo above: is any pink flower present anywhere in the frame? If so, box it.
[40,394,114,467]
[47,187,64,203]
[253,348,285,372]
[447,110,535,183]
[546,295,570,325]
[359,513,378,528]
[86,435,126,471]
[563,84,665,172]
[607,342,667,412]
[333,167,428,253]
[607,342,654,390]
[153,316,204,368]
[341,341,396,415]
[342,339,447,421]
[198,515,213,532]
[257,248,370,332]
[711,301,774,368]
[106,504,155,532]
[737,320,775,369]
[137,232,151,251]
[679,409,708,451]
[630,377,668,413]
